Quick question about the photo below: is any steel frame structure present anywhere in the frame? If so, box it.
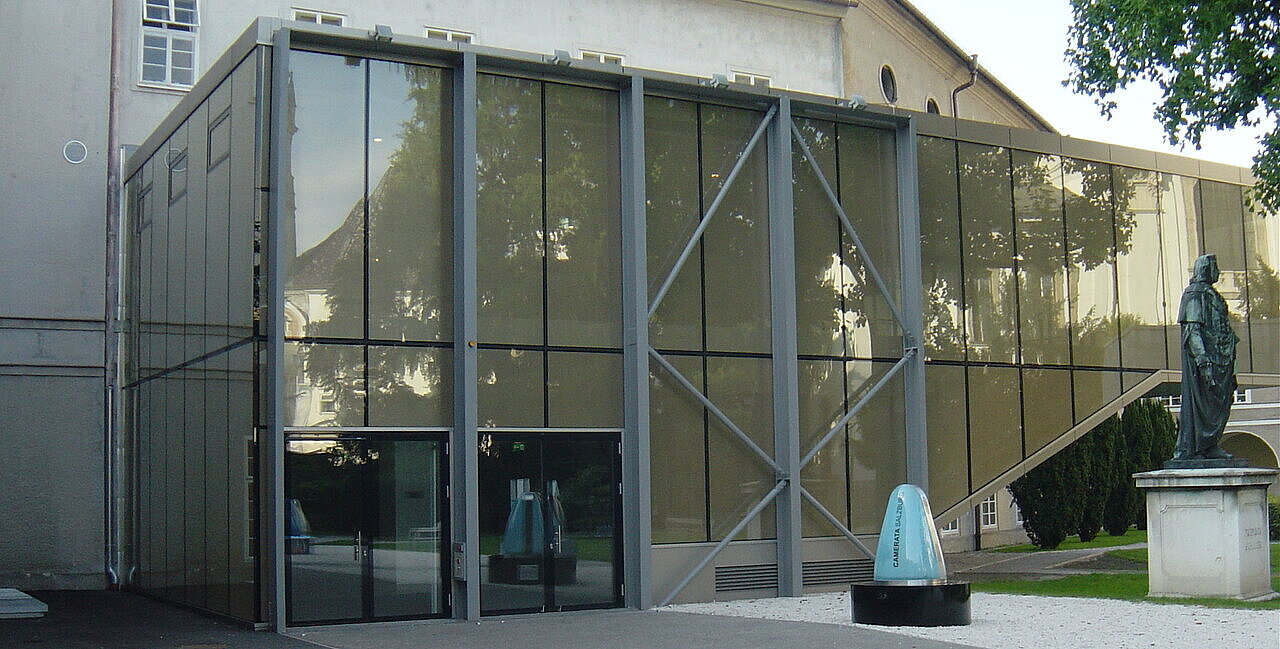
[132,18,928,629]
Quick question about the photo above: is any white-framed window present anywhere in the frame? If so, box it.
[141,0,198,88]
[425,26,473,43]
[940,518,959,535]
[979,495,998,529]
[1234,389,1249,404]
[1156,394,1181,408]
[580,49,625,66]
[293,7,345,26]
[730,69,771,88]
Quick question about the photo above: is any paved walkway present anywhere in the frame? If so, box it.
[291,608,981,649]
[945,542,1147,580]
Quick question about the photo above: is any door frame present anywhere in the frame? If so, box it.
[478,431,624,615]
[283,431,452,626]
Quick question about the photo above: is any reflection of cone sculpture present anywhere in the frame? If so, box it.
[851,484,970,626]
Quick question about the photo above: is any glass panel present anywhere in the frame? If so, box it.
[644,97,703,351]
[701,106,771,354]
[367,439,447,619]
[478,349,544,428]
[204,349,230,615]
[367,61,454,342]
[164,375,185,603]
[205,106,232,352]
[1011,150,1070,365]
[478,435,544,613]
[1064,158,1119,366]
[649,355,707,543]
[285,52,366,339]
[544,437,620,609]
[958,143,1017,363]
[228,55,258,340]
[966,365,1021,489]
[545,84,622,347]
[1112,167,1167,369]
[847,360,906,534]
[1243,190,1278,373]
[1199,181,1251,372]
[477,75,544,345]
[284,342,366,427]
[368,346,452,427]
[183,362,206,608]
[798,359,848,536]
[706,355,774,540]
[226,344,256,621]
[286,437,366,623]
[165,126,188,369]
[1158,174,1202,370]
[792,119,844,357]
[838,124,902,359]
[917,137,965,361]
[1072,370,1122,424]
[547,352,623,427]
[1021,368,1074,454]
[924,364,968,513]
[183,104,209,360]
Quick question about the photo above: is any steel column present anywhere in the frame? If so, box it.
[619,75,652,609]
[451,51,481,620]
[264,27,290,633]
[767,97,802,597]
[896,121,928,490]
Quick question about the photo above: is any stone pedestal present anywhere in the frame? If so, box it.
[1134,468,1278,600]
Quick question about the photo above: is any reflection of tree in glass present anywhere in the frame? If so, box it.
[1247,259,1279,320]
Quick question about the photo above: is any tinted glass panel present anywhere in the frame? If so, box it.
[838,125,901,359]
[285,52,366,339]
[798,359,848,536]
[966,365,1020,489]
[1112,167,1167,369]
[284,342,366,427]
[1012,150,1069,365]
[958,143,1017,363]
[918,137,965,361]
[367,345,451,426]
[644,97,703,352]
[1243,191,1278,373]
[1064,159,1119,367]
[547,351,623,427]
[1158,174,1201,370]
[846,360,905,533]
[793,119,843,357]
[1199,181,1250,371]
[649,355,707,543]
[706,356,774,540]
[478,349,544,428]
[924,364,968,513]
[367,61,453,342]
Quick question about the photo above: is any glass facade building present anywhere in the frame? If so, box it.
[121,20,1278,628]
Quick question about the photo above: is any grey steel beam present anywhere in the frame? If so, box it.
[767,97,802,597]
[896,120,928,490]
[657,479,787,607]
[619,74,652,609]
[647,105,777,318]
[451,51,481,620]
[789,121,908,333]
[265,27,290,633]
[648,347,783,475]
[799,488,875,559]
[800,353,911,467]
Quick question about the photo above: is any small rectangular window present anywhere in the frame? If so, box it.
[730,70,771,88]
[144,0,198,29]
[292,8,345,26]
[979,495,998,528]
[140,0,198,89]
[579,49,625,66]
[425,26,474,43]
[940,519,959,535]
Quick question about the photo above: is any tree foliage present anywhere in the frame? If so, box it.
[1065,1,1280,211]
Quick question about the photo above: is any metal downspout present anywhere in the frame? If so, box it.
[103,0,126,590]
[949,54,979,120]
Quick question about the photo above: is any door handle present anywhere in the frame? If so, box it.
[354,531,362,560]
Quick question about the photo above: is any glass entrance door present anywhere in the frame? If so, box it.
[285,434,449,625]
[478,433,622,614]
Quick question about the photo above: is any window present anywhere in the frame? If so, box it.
[979,495,998,528]
[926,97,940,114]
[580,49,625,66]
[293,8,345,26]
[425,26,473,43]
[880,65,897,103]
[940,518,959,535]
[730,70,771,88]
[1234,389,1249,404]
[1156,394,1181,408]
[1008,487,1024,524]
[141,0,198,88]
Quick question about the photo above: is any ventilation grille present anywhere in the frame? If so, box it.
[714,564,778,592]
[803,558,873,585]
[713,558,875,591]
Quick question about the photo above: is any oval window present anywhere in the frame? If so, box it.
[926,98,940,114]
[880,65,898,103]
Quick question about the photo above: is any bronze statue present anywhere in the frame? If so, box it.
[1169,254,1243,466]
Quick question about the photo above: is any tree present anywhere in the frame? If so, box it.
[1010,441,1086,550]
[1076,415,1120,542]
[1065,1,1280,211]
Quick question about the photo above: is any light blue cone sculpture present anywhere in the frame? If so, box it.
[872,484,947,582]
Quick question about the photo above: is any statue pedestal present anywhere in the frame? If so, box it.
[1134,468,1278,600]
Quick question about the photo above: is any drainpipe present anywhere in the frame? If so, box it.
[104,0,126,590]
[949,54,979,120]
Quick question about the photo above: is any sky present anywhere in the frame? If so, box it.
[908,0,1268,170]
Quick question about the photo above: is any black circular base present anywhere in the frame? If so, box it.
[851,581,971,627]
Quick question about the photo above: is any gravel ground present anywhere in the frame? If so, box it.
[666,591,1280,649]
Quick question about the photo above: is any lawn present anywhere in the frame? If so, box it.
[993,528,1147,552]
[972,542,1280,610]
